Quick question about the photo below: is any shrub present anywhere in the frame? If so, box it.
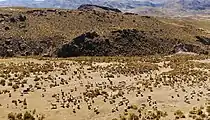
[8,112,15,120]
[0,79,6,86]
[12,83,19,90]
[23,111,35,120]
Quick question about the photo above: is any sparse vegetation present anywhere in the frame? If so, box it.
[8,111,44,120]
[0,7,208,57]
[0,52,210,120]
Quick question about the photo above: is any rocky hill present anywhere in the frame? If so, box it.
[57,29,208,57]
[0,0,210,16]
[0,7,209,57]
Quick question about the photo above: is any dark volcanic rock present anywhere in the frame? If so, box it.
[78,4,122,13]
[57,31,109,57]
[123,12,138,15]
[0,29,208,58]
[9,14,27,23]
[0,37,65,57]
[196,36,210,45]
[173,43,208,54]
[57,29,208,57]
[17,14,27,21]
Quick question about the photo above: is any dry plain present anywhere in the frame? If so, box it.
[0,54,210,120]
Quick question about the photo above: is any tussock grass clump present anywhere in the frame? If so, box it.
[7,111,45,120]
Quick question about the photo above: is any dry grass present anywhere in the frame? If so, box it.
[0,7,207,42]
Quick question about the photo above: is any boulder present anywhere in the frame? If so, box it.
[196,36,210,45]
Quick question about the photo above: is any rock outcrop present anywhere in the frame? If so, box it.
[78,4,122,13]
[57,29,208,57]
[196,36,210,45]
[0,37,65,57]
[0,29,208,58]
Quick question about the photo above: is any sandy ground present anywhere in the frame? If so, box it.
[0,56,210,120]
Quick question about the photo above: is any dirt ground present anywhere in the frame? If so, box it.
[1,55,210,120]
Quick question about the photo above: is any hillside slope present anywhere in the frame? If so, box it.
[0,7,209,57]
[0,0,210,17]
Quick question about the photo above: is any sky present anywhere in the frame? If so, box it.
[0,0,44,1]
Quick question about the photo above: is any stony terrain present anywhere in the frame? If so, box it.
[0,7,209,57]
[0,0,210,17]
[1,54,210,120]
[0,6,210,120]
